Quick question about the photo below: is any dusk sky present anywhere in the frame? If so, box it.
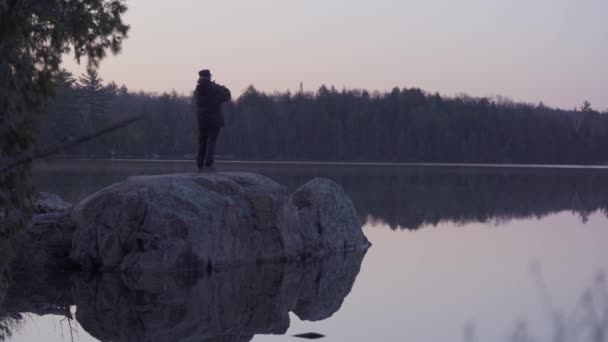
[63,0,608,110]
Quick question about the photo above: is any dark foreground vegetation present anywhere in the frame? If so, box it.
[0,0,129,242]
[40,69,608,164]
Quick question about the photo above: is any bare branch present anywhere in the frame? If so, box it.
[0,114,144,174]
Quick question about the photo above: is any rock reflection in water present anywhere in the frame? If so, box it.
[1,251,365,342]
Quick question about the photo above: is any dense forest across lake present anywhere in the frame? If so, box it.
[39,70,608,164]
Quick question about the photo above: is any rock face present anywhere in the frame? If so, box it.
[32,192,72,214]
[11,212,76,274]
[70,172,369,273]
[9,193,74,274]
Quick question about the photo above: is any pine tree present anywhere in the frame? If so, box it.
[77,69,112,156]
[78,69,108,129]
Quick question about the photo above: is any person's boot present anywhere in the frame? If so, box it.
[204,163,216,172]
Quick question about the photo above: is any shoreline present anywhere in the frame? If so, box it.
[36,158,608,170]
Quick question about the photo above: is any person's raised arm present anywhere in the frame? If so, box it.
[212,82,231,103]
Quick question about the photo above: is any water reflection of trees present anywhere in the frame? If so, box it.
[34,163,608,231]
[338,167,608,230]
[252,166,608,230]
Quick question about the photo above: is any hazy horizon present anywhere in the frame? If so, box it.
[63,0,608,110]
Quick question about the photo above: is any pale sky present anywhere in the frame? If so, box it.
[64,0,608,110]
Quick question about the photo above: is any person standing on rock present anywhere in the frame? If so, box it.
[194,69,231,172]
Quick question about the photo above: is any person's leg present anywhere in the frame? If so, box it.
[204,127,221,167]
[197,127,208,170]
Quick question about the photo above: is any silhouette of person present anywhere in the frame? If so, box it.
[194,69,231,171]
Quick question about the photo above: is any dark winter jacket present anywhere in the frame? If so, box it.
[194,78,231,128]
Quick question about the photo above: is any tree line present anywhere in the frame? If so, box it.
[39,69,608,164]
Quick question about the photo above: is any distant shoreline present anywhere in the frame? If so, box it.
[38,158,608,170]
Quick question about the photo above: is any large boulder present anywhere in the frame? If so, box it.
[70,172,369,273]
[280,178,368,258]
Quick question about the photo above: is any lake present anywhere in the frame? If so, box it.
[3,160,608,342]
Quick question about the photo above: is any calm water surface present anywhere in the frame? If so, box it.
[4,160,608,342]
